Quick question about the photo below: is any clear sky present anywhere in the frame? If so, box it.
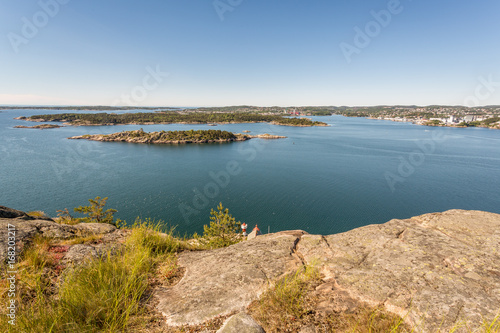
[1,0,499,107]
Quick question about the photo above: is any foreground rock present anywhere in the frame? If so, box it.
[0,211,127,263]
[2,206,499,332]
[155,230,306,326]
[297,210,500,332]
[217,312,265,333]
[0,205,33,219]
[155,210,500,332]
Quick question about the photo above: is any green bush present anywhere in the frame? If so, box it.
[201,203,242,249]
[73,196,122,226]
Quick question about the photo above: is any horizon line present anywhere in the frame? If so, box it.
[1,104,500,109]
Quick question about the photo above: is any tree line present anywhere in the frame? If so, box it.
[28,112,326,126]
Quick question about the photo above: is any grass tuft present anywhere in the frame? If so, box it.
[60,234,104,245]
[127,218,182,254]
[27,211,51,219]
[249,262,409,333]
[0,219,183,332]
[249,263,321,329]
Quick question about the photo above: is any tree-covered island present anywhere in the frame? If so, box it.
[17,112,328,127]
[69,129,286,144]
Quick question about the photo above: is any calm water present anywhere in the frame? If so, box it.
[1,109,499,235]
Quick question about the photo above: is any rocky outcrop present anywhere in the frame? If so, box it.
[0,205,33,219]
[297,210,500,332]
[68,133,251,144]
[217,312,265,333]
[247,134,287,140]
[68,131,286,144]
[14,124,63,129]
[154,210,500,332]
[155,230,307,326]
[2,206,499,332]
[0,212,127,264]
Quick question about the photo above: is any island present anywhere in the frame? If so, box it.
[68,129,286,144]
[17,112,328,127]
[14,124,64,129]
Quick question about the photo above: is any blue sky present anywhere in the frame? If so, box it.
[1,0,499,107]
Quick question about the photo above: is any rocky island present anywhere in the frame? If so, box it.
[14,124,64,129]
[68,129,287,144]
[1,206,499,332]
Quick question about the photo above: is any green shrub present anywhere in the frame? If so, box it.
[201,203,242,249]
[27,211,50,219]
[73,196,122,226]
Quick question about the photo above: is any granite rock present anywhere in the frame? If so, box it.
[217,312,265,333]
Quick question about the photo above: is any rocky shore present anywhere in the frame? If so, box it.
[68,130,286,144]
[270,121,330,127]
[15,116,327,127]
[1,207,499,332]
[14,124,64,129]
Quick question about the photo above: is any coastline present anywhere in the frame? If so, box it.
[14,124,64,129]
[1,207,499,332]
[16,117,325,128]
[365,116,500,130]
[68,130,286,144]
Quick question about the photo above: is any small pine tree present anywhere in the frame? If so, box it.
[202,203,242,248]
[74,196,119,226]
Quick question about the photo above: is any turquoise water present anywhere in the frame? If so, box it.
[1,109,499,235]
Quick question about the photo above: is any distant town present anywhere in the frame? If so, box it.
[3,104,500,129]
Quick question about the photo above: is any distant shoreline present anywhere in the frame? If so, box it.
[14,112,328,127]
[366,116,500,130]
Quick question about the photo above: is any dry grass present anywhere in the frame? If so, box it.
[53,215,80,225]
[2,224,499,333]
[0,220,183,333]
[443,311,500,333]
[248,263,409,333]
[27,210,51,219]
[59,233,104,245]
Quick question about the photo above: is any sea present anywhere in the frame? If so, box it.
[1,109,499,236]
